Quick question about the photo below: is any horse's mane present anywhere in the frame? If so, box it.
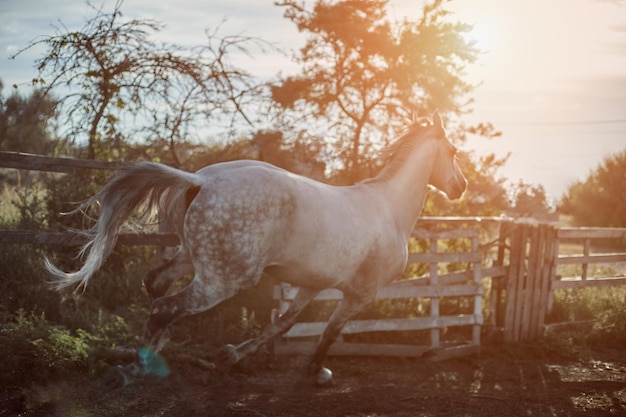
[368,117,434,182]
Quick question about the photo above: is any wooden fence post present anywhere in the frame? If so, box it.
[471,234,482,346]
[503,223,523,342]
[429,237,440,349]
[489,220,510,336]
[536,225,556,334]
[522,225,541,340]
[501,222,560,342]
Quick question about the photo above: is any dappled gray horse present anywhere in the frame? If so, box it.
[46,112,467,386]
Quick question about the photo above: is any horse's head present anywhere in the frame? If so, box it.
[425,112,467,200]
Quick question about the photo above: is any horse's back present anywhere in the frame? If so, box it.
[182,161,301,276]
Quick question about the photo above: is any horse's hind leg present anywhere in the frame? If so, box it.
[218,286,320,367]
[143,249,194,301]
[143,272,241,352]
[117,271,250,385]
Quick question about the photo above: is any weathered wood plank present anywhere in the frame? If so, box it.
[0,151,131,172]
[471,235,482,345]
[273,340,480,359]
[407,251,481,264]
[275,282,482,301]
[429,238,440,348]
[0,230,180,246]
[513,225,530,342]
[377,283,482,299]
[556,253,626,264]
[551,276,626,290]
[426,345,481,362]
[536,225,556,333]
[521,225,540,340]
[283,315,480,338]
[273,341,432,358]
[502,225,520,342]
[411,228,479,239]
[557,227,626,239]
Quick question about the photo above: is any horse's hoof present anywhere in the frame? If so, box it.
[216,344,240,370]
[100,365,132,391]
[315,367,334,387]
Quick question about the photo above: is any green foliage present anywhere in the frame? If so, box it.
[560,149,626,227]
[548,285,626,349]
[587,308,626,349]
[0,309,137,387]
[12,180,49,230]
[0,82,58,156]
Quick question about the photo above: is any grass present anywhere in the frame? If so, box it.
[0,184,20,227]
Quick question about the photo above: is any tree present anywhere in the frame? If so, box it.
[507,180,554,220]
[0,81,58,156]
[11,1,263,164]
[272,0,479,181]
[560,150,626,227]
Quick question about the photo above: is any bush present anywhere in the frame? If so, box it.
[1,310,89,386]
[547,285,626,350]
[0,308,140,387]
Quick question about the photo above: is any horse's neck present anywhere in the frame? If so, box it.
[372,140,435,234]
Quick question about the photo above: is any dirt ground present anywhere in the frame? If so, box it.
[4,345,626,417]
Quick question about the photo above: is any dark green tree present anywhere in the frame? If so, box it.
[560,149,626,227]
[0,81,58,156]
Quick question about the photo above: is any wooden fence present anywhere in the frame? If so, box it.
[0,151,178,247]
[2,151,626,359]
[271,218,503,361]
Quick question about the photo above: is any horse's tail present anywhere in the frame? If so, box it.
[45,162,201,292]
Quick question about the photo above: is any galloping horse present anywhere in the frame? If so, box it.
[46,112,467,386]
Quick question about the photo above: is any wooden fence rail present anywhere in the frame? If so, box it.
[0,231,179,246]
[0,150,130,173]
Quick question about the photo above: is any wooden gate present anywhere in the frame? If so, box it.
[495,222,557,342]
[491,221,626,342]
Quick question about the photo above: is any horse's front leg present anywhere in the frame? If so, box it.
[217,286,320,368]
[308,293,374,387]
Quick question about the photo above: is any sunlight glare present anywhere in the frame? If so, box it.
[466,18,499,54]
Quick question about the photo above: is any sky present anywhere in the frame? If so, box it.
[1,0,625,200]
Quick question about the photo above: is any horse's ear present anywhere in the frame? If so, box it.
[432,111,442,129]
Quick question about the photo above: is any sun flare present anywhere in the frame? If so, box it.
[465,18,499,53]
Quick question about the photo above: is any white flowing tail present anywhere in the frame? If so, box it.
[45,162,201,291]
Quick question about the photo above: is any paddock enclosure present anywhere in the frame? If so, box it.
[1,150,625,360]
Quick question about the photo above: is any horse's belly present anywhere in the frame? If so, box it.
[263,263,347,289]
